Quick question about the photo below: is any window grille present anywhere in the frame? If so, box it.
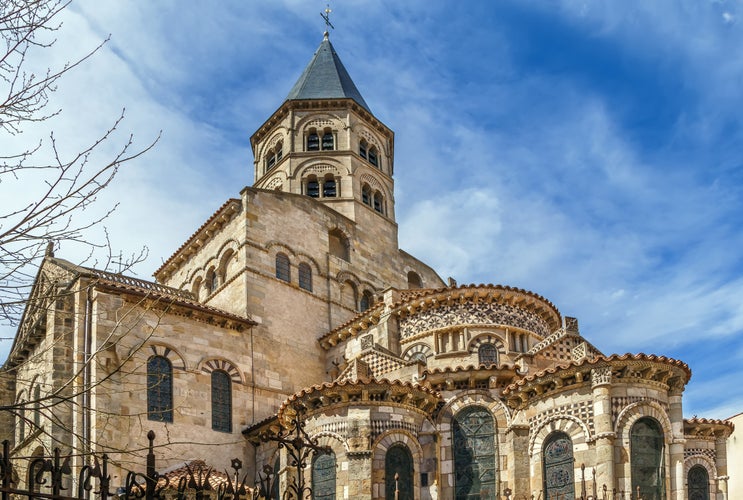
[543,432,575,499]
[312,451,336,500]
[276,253,290,282]
[147,356,173,422]
[211,370,232,433]
[298,263,313,292]
[688,465,709,500]
[478,343,498,366]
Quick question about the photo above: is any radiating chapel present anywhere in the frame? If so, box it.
[0,31,736,500]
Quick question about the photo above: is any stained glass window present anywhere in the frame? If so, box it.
[312,451,336,500]
[211,370,231,433]
[453,406,497,500]
[299,263,313,292]
[147,356,173,422]
[385,444,413,500]
[276,253,290,282]
[478,344,498,366]
[688,465,709,500]
[543,432,575,499]
[631,417,665,500]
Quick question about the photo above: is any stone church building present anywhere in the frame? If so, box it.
[0,33,735,500]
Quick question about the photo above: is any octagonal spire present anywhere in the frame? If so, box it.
[285,33,371,113]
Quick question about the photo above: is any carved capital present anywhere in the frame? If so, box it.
[591,366,612,388]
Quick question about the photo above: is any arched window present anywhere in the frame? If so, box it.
[307,176,320,198]
[631,417,665,500]
[17,397,25,441]
[478,344,498,366]
[385,444,413,500]
[298,262,313,292]
[453,406,497,499]
[688,464,709,500]
[359,140,368,159]
[207,268,218,293]
[312,451,336,500]
[359,290,373,312]
[328,229,350,262]
[307,130,319,151]
[362,184,372,206]
[218,250,234,285]
[322,131,334,150]
[192,277,203,300]
[543,431,575,499]
[211,370,232,433]
[323,176,337,197]
[275,253,290,282]
[368,147,379,167]
[373,192,384,214]
[147,355,173,422]
[33,384,41,428]
[407,271,422,289]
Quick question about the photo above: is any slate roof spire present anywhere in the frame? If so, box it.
[285,32,372,113]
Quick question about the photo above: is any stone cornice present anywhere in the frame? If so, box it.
[278,378,441,422]
[154,199,242,280]
[684,417,735,438]
[503,353,691,410]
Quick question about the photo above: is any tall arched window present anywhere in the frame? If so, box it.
[543,431,575,499]
[688,465,709,500]
[373,192,384,214]
[322,131,334,150]
[453,406,497,499]
[307,176,320,198]
[631,417,665,500]
[323,176,337,197]
[368,147,379,167]
[298,262,313,292]
[307,130,319,151]
[385,444,413,500]
[211,370,232,433]
[312,451,336,500]
[276,253,290,282]
[478,344,498,366]
[147,355,173,422]
[359,290,373,312]
[207,268,218,293]
[359,139,368,159]
[33,384,41,428]
[362,184,372,206]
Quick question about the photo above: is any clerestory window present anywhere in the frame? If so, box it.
[147,356,173,422]
[211,370,232,433]
[275,253,290,282]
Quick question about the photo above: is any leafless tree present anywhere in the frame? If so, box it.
[1,0,157,326]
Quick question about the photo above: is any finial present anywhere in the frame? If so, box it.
[320,3,335,35]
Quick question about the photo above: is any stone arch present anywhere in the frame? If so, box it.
[436,392,511,430]
[530,415,591,456]
[296,113,345,133]
[372,430,422,500]
[140,343,187,371]
[264,176,284,190]
[614,400,673,443]
[355,126,384,153]
[256,130,289,161]
[265,241,298,257]
[684,454,717,481]
[294,251,322,274]
[311,431,349,453]
[467,333,507,354]
[296,160,347,179]
[402,343,433,363]
[198,357,244,385]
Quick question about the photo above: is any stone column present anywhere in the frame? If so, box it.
[510,425,530,496]
[667,391,685,500]
[591,366,615,490]
[716,434,729,500]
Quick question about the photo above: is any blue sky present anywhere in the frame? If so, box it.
[1,1,742,419]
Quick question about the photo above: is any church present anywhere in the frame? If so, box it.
[0,30,735,500]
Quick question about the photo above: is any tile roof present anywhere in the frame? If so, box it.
[285,34,371,113]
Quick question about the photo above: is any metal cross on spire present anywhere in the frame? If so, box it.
[320,3,335,34]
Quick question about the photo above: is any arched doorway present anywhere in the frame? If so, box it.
[687,464,709,500]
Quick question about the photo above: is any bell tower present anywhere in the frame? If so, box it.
[250,32,395,222]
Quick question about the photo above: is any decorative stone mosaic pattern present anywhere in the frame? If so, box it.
[611,397,668,425]
[400,302,551,339]
[684,448,716,461]
[529,400,595,437]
